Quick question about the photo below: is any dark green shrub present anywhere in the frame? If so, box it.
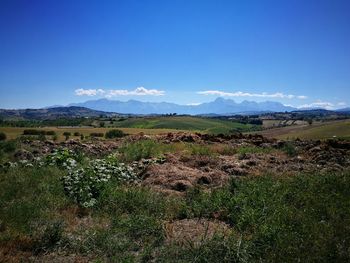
[45,131,56,136]
[0,132,6,141]
[90,132,104,138]
[23,129,45,135]
[74,132,80,136]
[63,132,71,140]
[105,129,126,139]
[0,140,17,153]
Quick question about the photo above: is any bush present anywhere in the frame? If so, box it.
[0,132,6,141]
[45,131,56,136]
[23,129,44,135]
[90,132,104,138]
[22,129,55,136]
[63,132,71,140]
[73,132,80,136]
[105,129,126,139]
[62,159,137,207]
[0,140,17,153]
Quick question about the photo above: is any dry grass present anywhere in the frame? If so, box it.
[0,127,188,141]
[257,119,350,140]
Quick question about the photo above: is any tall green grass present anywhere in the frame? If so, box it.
[1,163,349,262]
[177,171,350,262]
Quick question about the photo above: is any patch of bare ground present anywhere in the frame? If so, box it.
[58,206,110,233]
[0,238,91,263]
[141,162,229,195]
[27,254,91,263]
[164,219,231,246]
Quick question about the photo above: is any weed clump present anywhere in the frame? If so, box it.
[282,142,298,157]
[118,140,164,162]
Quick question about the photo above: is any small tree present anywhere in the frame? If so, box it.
[63,132,71,140]
[99,122,105,128]
[307,119,313,125]
[80,134,84,140]
[0,132,6,141]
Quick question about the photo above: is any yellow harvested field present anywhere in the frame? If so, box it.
[257,119,350,140]
[0,127,188,141]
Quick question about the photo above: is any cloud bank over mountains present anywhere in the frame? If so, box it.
[73,87,346,111]
[197,90,307,99]
[75,87,165,97]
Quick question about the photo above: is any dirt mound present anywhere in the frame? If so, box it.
[141,163,229,195]
[21,139,121,156]
[164,219,231,246]
[157,132,276,144]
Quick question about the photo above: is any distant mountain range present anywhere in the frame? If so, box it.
[69,98,297,115]
[1,99,349,120]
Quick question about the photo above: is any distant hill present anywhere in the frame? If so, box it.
[336,107,350,113]
[112,116,260,134]
[69,97,296,115]
[0,106,115,120]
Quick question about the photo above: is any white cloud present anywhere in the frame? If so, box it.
[297,95,308,99]
[197,90,307,99]
[186,102,202,106]
[75,87,165,97]
[298,100,335,110]
[75,88,105,96]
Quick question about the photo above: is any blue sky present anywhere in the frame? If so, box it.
[0,0,349,109]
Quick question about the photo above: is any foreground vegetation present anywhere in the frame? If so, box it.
[0,144,349,262]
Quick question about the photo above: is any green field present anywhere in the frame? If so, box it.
[109,116,258,134]
[258,119,350,140]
